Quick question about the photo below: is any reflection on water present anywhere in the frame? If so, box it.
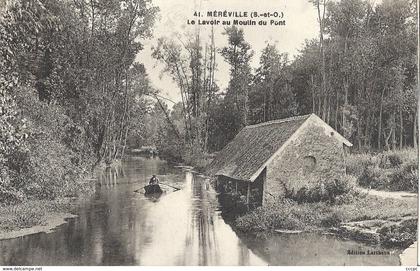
[0,156,264,266]
[137,171,264,265]
[0,156,401,266]
[240,232,402,266]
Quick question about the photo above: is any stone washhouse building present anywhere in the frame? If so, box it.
[206,114,353,207]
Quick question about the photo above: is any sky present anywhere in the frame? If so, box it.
[136,0,320,105]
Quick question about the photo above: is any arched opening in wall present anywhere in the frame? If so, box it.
[302,156,316,174]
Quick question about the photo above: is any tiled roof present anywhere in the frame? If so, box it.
[206,115,311,181]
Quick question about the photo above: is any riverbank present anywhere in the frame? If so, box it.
[234,192,417,250]
[0,197,83,241]
[0,211,78,240]
[0,160,122,241]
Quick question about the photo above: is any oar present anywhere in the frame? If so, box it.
[159,182,181,191]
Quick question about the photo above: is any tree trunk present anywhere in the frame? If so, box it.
[342,78,349,136]
[414,109,418,149]
[120,124,129,159]
[311,74,315,113]
[327,96,331,125]
[384,128,392,151]
[391,112,396,150]
[155,95,182,140]
[378,88,385,150]
[316,0,327,121]
[357,118,362,150]
[243,86,249,126]
[399,108,403,149]
[318,95,322,116]
[364,110,371,149]
[335,86,339,129]
[263,87,267,122]
[342,34,349,136]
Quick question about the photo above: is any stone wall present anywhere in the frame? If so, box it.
[263,121,346,206]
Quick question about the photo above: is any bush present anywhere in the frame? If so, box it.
[290,175,357,204]
[358,166,390,189]
[388,164,418,192]
[183,145,213,171]
[0,173,25,205]
[346,153,377,179]
[321,211,344,227]
[18,137,87,200]
[0,201,47,230]
[12,206,46,229]
[2,91,94,202]
[235,199,330,232]
[383,152,403,167]
[0,187,24,205]
[391,149,419,167]
[333,175,357,195]
[349,149,418,192]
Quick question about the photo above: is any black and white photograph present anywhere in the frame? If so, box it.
[0,0,418,268]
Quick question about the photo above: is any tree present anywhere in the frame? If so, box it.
[250,44,297,124]
[152,29,219,156]
[310,0,329,121]
[0,0,158,203]
[220,26,253,138]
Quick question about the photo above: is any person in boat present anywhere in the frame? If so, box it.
[149,175,159,185]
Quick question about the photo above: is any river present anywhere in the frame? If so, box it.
[0,156,402,266]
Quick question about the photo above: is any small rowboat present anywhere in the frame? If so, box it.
[144,184,163,195]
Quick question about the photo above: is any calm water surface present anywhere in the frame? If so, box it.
[0,156,401,265]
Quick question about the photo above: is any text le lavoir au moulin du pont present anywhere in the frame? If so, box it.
[187,10,286,26]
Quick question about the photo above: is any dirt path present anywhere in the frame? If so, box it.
[358,187,418,266]
[400,241,418,266]
[359,188,418,200]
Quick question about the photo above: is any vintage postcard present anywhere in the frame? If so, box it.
[0,0,418,269]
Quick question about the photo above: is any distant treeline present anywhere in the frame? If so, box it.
[146,0,417,163]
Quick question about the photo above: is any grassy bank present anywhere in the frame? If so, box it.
[0,172,96,236]
[0,156,118,236]
[232,175,417,249]
[0,197,81,235]
[235,194,416,231]
[346,148,418,192]
[235,194,417,248]
[231,149,419,248]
